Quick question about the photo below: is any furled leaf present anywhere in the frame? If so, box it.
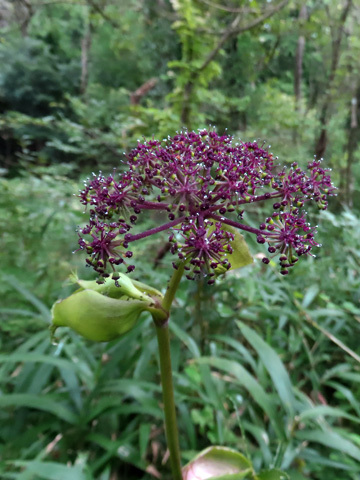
[182,446,253,480]
[51,289,149,342]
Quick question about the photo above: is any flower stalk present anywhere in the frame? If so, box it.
[152,263,185,480]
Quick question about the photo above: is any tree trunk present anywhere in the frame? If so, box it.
[294,4,307,111]
[314,0,352,159]
[180,80,194,129]
[81,15,92,96]
[293,4,307,143]
[15,0,33,36]
[344,83,360,207]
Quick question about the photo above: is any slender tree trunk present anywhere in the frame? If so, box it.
[15,0,33,36]
[81,14,92,96]
[294,4,307,111]
[344,83,360,207]
[293,4,307,143]
[180,80,194,129]
[314,0,352,159]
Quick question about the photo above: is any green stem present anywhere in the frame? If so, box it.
[156,325,183,480]
[162,263,185,313]
[152,263,185,480]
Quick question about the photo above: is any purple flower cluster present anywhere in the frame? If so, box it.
[77,130,335,283]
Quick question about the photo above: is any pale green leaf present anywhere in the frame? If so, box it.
[224,226,253,270]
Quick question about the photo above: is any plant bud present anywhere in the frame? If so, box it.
[51,275,165,342]
[51,290,151,342]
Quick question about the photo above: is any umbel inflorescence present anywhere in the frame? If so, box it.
[77,130,335,284]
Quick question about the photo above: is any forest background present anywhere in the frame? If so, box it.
[1,0,360,479]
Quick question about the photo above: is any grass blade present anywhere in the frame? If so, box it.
[237,321,296,415]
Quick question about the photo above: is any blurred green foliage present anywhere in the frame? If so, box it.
[1,0,360,479]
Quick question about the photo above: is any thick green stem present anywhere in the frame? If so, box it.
[156,324,183,480]
[152,263,185,480]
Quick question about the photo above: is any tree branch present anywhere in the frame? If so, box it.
[196,0,256,14]
[86,0,120,28]
[130,78,158,105]
[199,0,289,73]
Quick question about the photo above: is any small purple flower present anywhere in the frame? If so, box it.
[76,130,336,283]
[263,212,318,274]
[172,220,234,279]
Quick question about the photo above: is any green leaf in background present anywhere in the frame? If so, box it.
[6,461,90,480]
[0,394,77,424]
[0,352,83,373]
[196,357,285,440]
[5,275,51,322]
[237,321,296,415]
[182,446,253,480]
[298,405,360,424]
[256,469,289,480]
[295,430,360,462]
